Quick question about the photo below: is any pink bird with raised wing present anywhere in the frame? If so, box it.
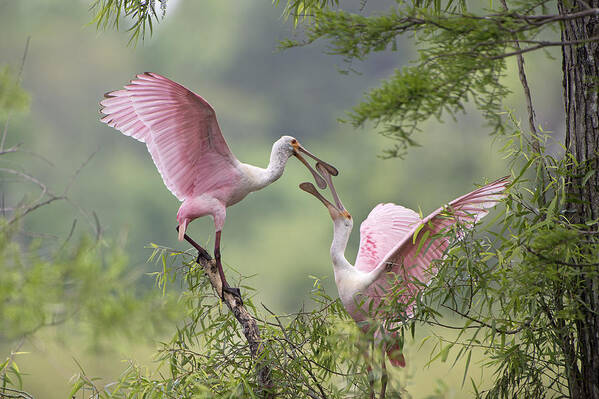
[301,167,509,369]
[100,72,337,299]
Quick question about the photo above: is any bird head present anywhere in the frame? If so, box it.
[276,135,338,189]
[300,162,352,229]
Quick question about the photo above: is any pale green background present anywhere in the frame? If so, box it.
[0,0,564,397]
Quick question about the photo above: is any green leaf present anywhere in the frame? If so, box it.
[582,169,595,187]
[412,223,425,244]
[415,229,431,256]
[462,350,471,387]
[69,380,84,397]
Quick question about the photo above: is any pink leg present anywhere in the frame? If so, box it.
[214,231,242,302]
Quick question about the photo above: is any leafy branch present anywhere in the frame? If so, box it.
[89,0,167,45]
[281,2,599,157]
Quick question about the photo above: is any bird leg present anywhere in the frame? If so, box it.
[380,354,388,399]
[176,226,212,261]
[214,231,243,304]
[366,339,376,399]
[176,227,242,304]
[366,364,376,399]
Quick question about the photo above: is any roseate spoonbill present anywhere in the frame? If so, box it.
[99,72,337,299]
[301,167,509,369]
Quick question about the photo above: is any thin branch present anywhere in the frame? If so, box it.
[0,387,34,399]
[15,149,55,166]
[59,218,78,251]
[488,36,599,59]
[524,245,599,266]
[499,0,546,207]
[7,195,66,225]
[454,8,599,25]
[441,304,529,334]
[63,149,98,195]
[0,144,21,155]
[0,167,49,211]
[505,8,599,24]
[263,303,329,399]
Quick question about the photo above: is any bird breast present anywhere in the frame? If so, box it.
[334,268,373,323]
[217,163,263,206]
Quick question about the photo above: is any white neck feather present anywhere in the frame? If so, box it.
[263,145,289,185]
[244,145,290,191]
[330,218,353,273]
[330,218,379,311]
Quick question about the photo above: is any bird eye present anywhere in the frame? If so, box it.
[291,139,297,144]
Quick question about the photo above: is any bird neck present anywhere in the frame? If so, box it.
[330,219,354,275]
[254,145,289,189]
[330,218,376,315]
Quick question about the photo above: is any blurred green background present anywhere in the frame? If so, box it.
[1,0,564,397]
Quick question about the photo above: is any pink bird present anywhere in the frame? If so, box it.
[100,72,337,299]
[301,167,509,369]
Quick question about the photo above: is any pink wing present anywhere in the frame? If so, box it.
[99,72,238,200]
[354,203,422,273]
[364,176,510,317]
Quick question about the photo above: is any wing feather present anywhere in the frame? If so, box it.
[100,72,238,200]
[354,203,422,273]
[363,176,510,318]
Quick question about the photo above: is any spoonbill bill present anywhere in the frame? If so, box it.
[301,166,509,369]
[100,72,337,299]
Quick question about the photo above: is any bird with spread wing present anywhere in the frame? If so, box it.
[301,165,509,373]
[100,72,337,300]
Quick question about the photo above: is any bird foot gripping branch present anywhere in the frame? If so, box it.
[175,226,244,305]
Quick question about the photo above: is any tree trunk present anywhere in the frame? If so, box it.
[558,1,599,398]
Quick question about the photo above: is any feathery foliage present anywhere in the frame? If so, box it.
[399,123,598,398]
[0,59,183,398]
[89,0,167,45]
[280,0,570,157]
[71,248,406,398]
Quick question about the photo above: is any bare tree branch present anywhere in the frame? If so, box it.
[499,0,547,207]
[8,195,66,225]
[263,303,328,399]
[179,230,274,397]
[488,36,599,59]
[441,304,529,335]
[524,245,599,267]
[63,149,98,196]
[0,144,21,155]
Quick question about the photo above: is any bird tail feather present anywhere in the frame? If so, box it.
[386,343,406,368]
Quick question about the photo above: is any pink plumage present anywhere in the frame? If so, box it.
[359,176,510,319]
[101,72,240,207]
[301,173,510,368]
[100,72,337,299]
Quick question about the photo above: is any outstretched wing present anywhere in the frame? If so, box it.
[100,72,238,200]
[354,203,422,273]
[365,176,510,316]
